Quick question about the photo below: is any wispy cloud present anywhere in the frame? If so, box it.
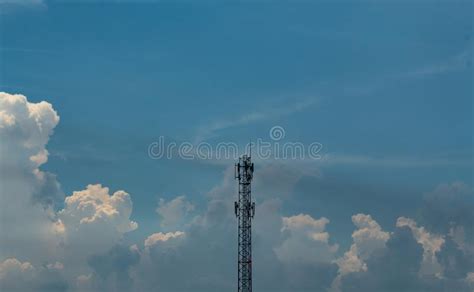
[405,49,471,78]
[0,47,57,54]
[0,0,46,13]
[193,97,319,143]
[0,0,44,5]
[338,48,472,100]
[192,151,471,171]
[319,153,472,168]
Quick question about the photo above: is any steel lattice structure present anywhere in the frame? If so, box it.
[234,155,255,292]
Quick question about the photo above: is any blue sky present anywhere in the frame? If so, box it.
[0,1,473,291]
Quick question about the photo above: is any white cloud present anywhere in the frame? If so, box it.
[334,245,366,275]
[0,258,36,291]
[0,93,140,288]
[332,214,389,291]
[0,258,66,291]
[0,92,63,264]
[1,91,472,291]
[397,217,444,276]
[0,93,59,161]
[281,213,329,233]
[156,196,194,230]
[0,258,35,280]
[337,214,390,274]
[0,92,62,205]
[56,184,138,278]
[351,214,390,261]
[60,184,137,234]
[275,214,338,265]
[144,231,185,248]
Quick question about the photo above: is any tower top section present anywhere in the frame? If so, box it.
[235,155,254,182]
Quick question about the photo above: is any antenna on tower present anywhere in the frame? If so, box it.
[249,139,252,158]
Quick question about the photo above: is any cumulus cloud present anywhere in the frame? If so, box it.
[55,184,138,279]
[397,217,444,276]
[0,92,63,264]
[2,91,473,291]
[0,92,59,167]
[0,93,138,290]
[270,214,338,290]
[0,92,63,206]
[349,214,390,260]
[337,215,473,292]
[144,231,185,248]
[59,184,137,235]
[337,214,389,273]
[0,258,67,292]
[129,178,318,292]
[331,214,390,291]
[418,182,474,283]
[340,226,424,292]
[156,196,194,230]
[0,258,35,282]
[331,182,474,292]
[275,214,338,264]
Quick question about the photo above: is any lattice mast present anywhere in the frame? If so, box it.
[234,154,255,292]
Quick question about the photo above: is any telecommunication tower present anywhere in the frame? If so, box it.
[234,154,255,292]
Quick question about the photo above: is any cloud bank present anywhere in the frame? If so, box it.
[0,92,473,291]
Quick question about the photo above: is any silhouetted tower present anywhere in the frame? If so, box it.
[234,154,255,292]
